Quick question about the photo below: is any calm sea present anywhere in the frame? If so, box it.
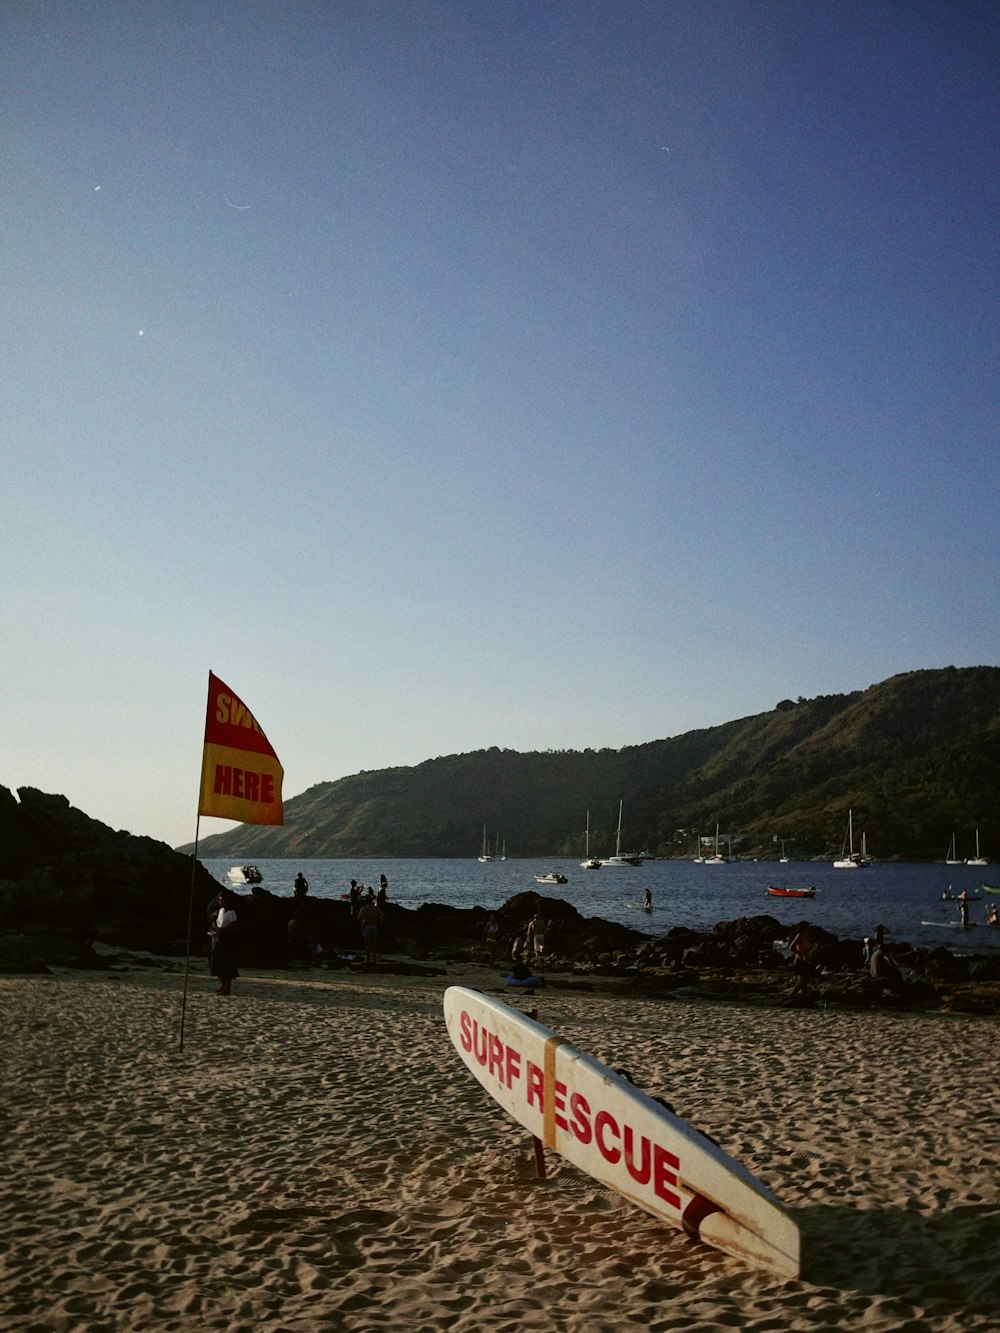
[202,857,1000,953]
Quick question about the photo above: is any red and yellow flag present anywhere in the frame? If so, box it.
[198,672,284,825]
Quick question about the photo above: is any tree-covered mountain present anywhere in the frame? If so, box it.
[183,666,1000,861]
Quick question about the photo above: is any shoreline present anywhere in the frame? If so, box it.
[2,957,998,1331]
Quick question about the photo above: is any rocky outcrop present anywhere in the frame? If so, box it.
[0,786,220,962]
[2,785,997,1013]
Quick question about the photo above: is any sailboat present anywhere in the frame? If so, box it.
[833,809,870,868]
[581,810,601,870]
[600,801,642,867]
[704,822,729,865]
[946,833,962,865]
[966,830,988,867]
[477,825,493,863]
[779,840,790,864]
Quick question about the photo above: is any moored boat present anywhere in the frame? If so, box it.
[599,800,642,867]
[966,830,988,866]
[534,870,568,885]
[477,824,493,862]
[227,864,263,885]
[833,809,870,867]
[580,810,601,869]
[766,885,816,898]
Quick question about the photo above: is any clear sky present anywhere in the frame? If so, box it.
[3,2,998,850]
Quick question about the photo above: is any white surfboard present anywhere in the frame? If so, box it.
[443,986,800,1276]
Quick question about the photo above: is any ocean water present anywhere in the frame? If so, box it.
[202,856,1000,953]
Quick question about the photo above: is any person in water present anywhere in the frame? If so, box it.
[643,888,653,909]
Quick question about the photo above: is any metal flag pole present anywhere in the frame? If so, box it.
[179,815,202,1053]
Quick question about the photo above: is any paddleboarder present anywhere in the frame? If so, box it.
[958,890,970,929]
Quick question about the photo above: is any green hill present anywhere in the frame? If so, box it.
[183,666,1000,861]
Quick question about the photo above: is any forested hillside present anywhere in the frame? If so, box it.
[184,667,1000,861]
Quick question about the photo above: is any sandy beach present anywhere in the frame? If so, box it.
[1,957,997,1332]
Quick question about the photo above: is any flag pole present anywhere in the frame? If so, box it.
[179,814,202,1053]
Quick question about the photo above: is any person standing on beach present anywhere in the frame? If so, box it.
[786,923,815,1004]
[529,914,547,960]
[357,899,385,966]
[483,913,500,965]
[210,890,239,996]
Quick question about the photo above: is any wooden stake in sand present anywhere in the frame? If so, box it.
[529,1007,546,1179]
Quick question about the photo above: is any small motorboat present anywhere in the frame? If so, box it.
[534,870,568,885]
[227,864,263,885]
[766,885,816,898]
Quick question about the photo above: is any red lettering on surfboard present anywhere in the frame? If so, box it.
[526,1060,544,1109]
[553,1078,569,1133]
[569,1091,592,1144]
[653,1143,681,1210]
[595,1109,621,1164]
[458,1011,524,1091]
[455,1004,687,1215]
[623,1125,651,1185]
[488,1032,504,1079]
[504,1043,521,1089]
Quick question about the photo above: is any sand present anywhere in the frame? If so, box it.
[1,957,997,1332]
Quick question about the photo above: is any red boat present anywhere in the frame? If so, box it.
[766,885,816,898]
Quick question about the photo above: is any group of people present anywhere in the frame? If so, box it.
[348,876,389,913]
[943,887,997,928]
[786,919,907,1007]
[208,870,397,993]
[483,913,551,968]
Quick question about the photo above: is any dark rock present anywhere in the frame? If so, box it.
[2,784,997,1014]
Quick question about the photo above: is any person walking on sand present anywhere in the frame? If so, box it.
[483,913,500,965]
[210,889,239,996]
[357,899,386,966]
[786,923,815,1005]
[529,914,546,961]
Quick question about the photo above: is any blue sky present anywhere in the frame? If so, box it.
[3,1,998,849]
